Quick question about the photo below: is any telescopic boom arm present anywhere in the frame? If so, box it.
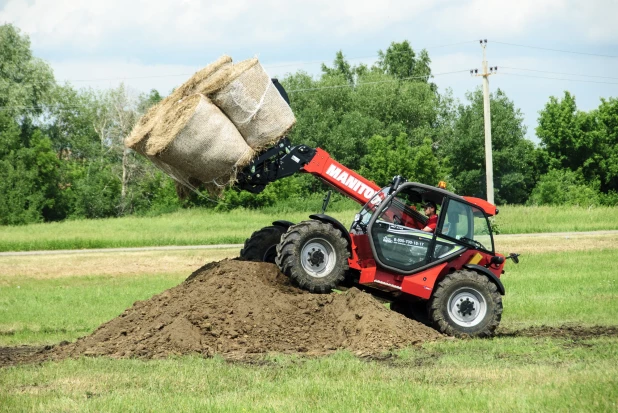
[237,137,380,205]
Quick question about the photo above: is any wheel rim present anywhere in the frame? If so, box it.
[300,238,336,278]
[447,287,487,327]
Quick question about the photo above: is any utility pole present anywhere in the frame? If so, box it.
[470,39,498,205]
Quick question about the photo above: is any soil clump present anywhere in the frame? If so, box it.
[45,260,442,361]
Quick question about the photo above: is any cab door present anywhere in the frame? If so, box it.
[367,185,436,273]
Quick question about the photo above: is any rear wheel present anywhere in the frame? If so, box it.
[390,299,431,326]
[428,270,502,337]
[240,225,286,263]
[275,220,349,293]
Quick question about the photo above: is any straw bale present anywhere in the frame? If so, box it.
[177,55,233,97]
[125,55,233,150]
[211,59,296,150]
[125,100,161,149]
[148,94,254,189]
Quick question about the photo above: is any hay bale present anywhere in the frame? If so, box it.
[125,55,233,151]
[125,100,162,150]
[143,94,254,191]
[130,138,199,194]
[211,58,296,150]
[177,55,233,97]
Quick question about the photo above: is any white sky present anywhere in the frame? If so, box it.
[2,0,618,141]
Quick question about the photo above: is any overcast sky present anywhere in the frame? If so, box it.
[2,0,617,142]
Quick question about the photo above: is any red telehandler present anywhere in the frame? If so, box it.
[235,82,519,338]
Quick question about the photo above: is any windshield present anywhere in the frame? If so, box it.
[354,185,429,232]
[355,187,390,229]
[440,199,494,253]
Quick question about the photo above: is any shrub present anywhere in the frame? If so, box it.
[527,169,600,207]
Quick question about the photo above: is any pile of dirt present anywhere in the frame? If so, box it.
[51,260,443,361]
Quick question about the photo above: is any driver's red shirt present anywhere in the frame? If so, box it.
[426,214,438,231]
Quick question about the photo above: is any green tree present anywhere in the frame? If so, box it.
[359,134,442,186]
[376,40,432,82]
[441,88,539,204]
[595,97,618,192]
[536,92,598,177]
[527,169,600,207]
[537,93,618,193]
[0,24,55,117]
[321,51,355,84]
[0,113,60,224]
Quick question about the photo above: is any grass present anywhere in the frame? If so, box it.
[1,339,616,412]
[0,209,356,252]
[0,274,184,346]
[0,236,617,411]
[1,205,617,252]
[501,248,618,326]
[495,204,618,234]
[1,241,616,346]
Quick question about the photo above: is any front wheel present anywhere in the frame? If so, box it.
[428,270,502,337]
[275,220,349,293]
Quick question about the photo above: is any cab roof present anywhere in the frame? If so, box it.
[397,182,498,217]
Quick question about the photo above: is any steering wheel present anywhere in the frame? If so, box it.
[460,236,486,250]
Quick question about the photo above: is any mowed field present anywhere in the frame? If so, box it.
[1,210,618,411]
[2,205,618,252]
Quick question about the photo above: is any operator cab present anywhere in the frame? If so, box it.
[351,182,496,274]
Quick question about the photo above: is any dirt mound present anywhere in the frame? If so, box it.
[50,260,442,361]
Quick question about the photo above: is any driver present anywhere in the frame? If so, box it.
[421,200,438,232]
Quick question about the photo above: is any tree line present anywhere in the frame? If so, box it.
[1,23,616,226]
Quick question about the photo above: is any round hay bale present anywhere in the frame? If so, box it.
[145,94,254,188]
[211,58,296,150]
[125,100,163,150]
[131,139,196,191]
[125,55,233,150]
[177,55,233,97]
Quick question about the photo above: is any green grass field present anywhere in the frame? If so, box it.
[1,237,617,411]
[1,339,616,412]
[1,205,618,252]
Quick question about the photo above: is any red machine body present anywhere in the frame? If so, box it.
[299,148,506,301]
[238,136,516,337]
[302,148,380,205]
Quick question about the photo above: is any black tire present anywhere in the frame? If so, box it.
[390,300,431,326]
[428,270,502,338]
[240,226,286,263]
[275,220,349,293]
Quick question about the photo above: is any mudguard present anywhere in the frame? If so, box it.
[463,264,506,295]
[272,220,295,231]
[308,214,352,253]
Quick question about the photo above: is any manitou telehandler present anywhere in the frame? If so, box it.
[236,83,519,338]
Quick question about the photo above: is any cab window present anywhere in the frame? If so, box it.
[439,199,494,253]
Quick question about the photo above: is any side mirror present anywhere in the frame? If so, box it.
[507,253,520,264]
[389,175,406,194]
[321,190,332,214]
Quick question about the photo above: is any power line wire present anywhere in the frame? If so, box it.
[68,73,193,82]
[287,70,469,93]
[0,69,470,111]
[501,66,618,81]
[492,41,618,59]
[12,40,479,84]
[499,72,618,85]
